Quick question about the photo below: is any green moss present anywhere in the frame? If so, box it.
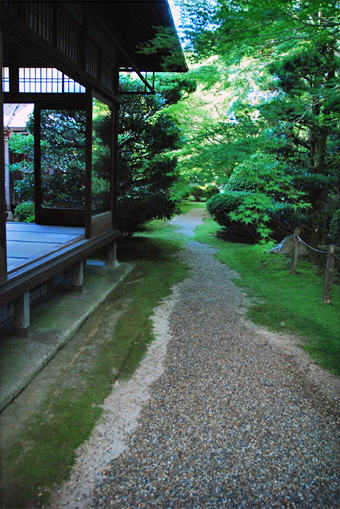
[194,216,340,375]
[1,224,188,508]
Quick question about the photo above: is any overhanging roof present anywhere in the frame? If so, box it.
[89,0,187,72]
[1,0,186,102]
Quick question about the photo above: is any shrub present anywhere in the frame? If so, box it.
[190,184,219,201]
[117,189,179,236]
[14,201,35,222]
[206,191,248,227]
[203,184,220,200]
[206,191,261,239]
[225,172,257,193]
[190,185,205,201]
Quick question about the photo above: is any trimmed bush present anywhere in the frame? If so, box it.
[190,184,220,201]
[206,191,248,227]
[190,185,205,201]
[14,201,35,223]
[204,184,220,200]
[117,189,179,236]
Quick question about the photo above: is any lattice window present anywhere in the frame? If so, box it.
[86,42,99,80]
[26,1,54,45]
[101,55,114,91]
[19,68,62,93]
[57,10,80,64]
[2,68,10,93]
[18,68,85,93]
[63,75,85,93]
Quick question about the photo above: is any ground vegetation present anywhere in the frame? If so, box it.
[1,203,338,508]
[164,0,340,248]
[116,73,196,235]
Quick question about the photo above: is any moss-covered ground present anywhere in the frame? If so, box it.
[1,202,338,508]
[193,214,340,376]
[0,221,189,508]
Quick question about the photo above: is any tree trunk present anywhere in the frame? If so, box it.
[308,125,328,262]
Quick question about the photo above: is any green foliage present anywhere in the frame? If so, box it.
[117,74,192,235]
[167,0,340,249]
[91,99,112,213]
[207,153,310,243]
[204,183,220,199]
[38,109,86,208]
[8,133,35,202]
[190,185,204,201]
[10,111,86,208]
[117,185,181,235]
[13,201,35,223]
[207,190,246,223]
[179,0,339,64]
[137,26,188,72]
[8,132,34,154]
[194,213,340,375]
[188,183,220,201]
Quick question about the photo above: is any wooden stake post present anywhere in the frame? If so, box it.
[323,245,335,304]
[290,227,301,274]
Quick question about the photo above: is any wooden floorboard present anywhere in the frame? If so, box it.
[6,223,85,272]
[7,232,81,243]
[6,223,84,234]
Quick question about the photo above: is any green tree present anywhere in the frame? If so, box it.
[116,73,195,235]
[167,0,340,247]
[8,132,35,202]
[34,109,86,208]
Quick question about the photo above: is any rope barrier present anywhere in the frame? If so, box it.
[296,235,340,261]
[290,232,339,303]
[296,236,328,254]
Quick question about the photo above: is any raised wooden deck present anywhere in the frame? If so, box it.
[1,222,119,308]
[6,223,85,272]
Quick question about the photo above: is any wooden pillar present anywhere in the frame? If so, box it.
[105,240,118,267]
[13,291,30,337]
[0,26,7,282]
[72,259,84,292]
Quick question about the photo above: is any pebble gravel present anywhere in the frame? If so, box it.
[51,209,340,509]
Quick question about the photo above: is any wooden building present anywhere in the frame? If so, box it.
[0,0,186,335]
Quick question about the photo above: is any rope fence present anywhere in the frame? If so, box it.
[297,235,340,261]
[290,227,339,304]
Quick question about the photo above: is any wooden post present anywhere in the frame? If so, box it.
[290,227,301,274]
[323,245,335,304]
[72,259,84,292]
[13,291,30,337]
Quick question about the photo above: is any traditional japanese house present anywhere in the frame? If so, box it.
[0,0,187,335]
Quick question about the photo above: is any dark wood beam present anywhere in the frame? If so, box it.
[1,4,121,104]
[0,26,7,282]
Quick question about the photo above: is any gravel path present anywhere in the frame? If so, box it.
[50,209,340,509]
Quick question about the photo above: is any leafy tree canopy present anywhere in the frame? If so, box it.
[163,0,340,248]
[178,0,340,64]
[116,73,197,235]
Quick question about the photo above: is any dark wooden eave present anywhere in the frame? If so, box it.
[89,0,187,73]
[1,1,187,104]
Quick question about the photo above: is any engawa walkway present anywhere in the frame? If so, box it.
[50,209,340,509]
